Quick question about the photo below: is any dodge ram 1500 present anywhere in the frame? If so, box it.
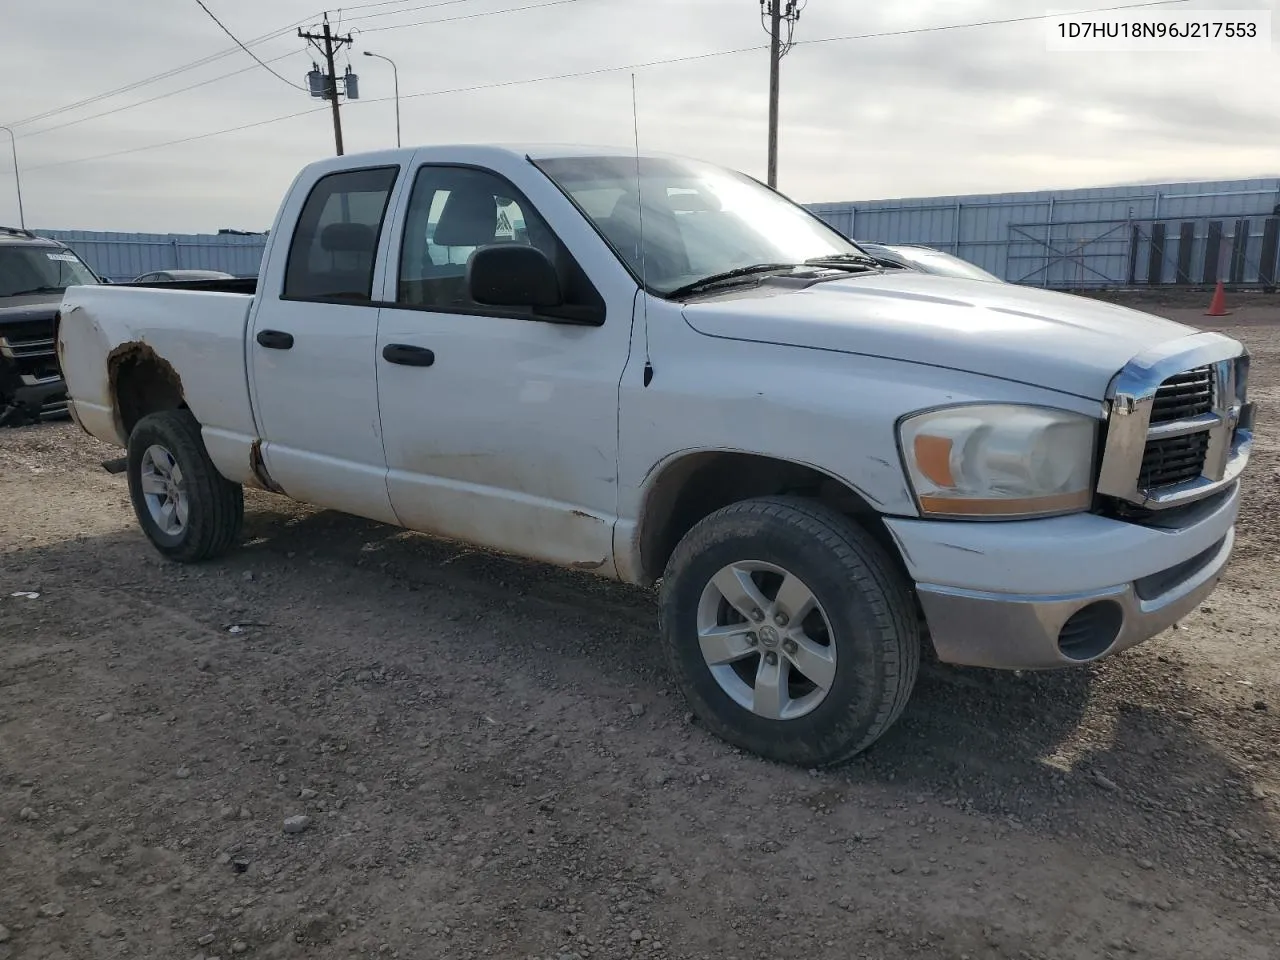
[57,144,1254,765]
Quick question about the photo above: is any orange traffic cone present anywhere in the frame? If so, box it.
[1205,280,1231,316]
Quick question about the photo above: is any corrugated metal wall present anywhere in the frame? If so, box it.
[806,178,1280,288]
[34,229,268,283]
[30,175,1280,289]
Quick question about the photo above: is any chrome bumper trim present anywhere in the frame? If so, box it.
[917,526,1233,670]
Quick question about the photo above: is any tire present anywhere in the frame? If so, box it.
[659,496,920,767]
[126,409,244,563]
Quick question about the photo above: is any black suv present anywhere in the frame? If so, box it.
[0,226,102,426]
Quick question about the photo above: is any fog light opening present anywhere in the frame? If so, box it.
[1057,601,1124,662]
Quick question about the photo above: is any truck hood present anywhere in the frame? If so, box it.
[0,293,62,326]
[680,272,1200,400]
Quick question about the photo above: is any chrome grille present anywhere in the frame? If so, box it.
[1096,333,1252,512]
[0,318,59,368]
[0,315,67,422]
[1139,431,1210,489]
[1149,367,1213,424]
[1137,366,1215,491]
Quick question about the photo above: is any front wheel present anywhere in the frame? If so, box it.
[659,496,919,767]
[126,409,244,563]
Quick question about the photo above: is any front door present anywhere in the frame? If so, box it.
[374,160,635,574]
[247,163,403,524]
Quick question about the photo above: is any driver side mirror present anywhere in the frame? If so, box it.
[467,244,562,310]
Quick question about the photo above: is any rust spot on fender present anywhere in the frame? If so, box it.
[106,341,184,440]
[106,340,181,397]
[248,439,286,494]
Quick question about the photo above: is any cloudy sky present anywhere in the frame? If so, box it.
[4,0,1278,232]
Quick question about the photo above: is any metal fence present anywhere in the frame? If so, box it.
[29,176,1280,290]
[806,178,1280,289]
[34,229,268,283]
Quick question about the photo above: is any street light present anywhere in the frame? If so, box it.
[0,124,26,229]
[362,50,400,148]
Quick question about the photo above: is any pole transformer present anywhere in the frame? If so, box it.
[300,17,356,156]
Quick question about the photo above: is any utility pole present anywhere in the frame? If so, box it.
[761,0,805,189]
[766,1,782,190]
[300,17,356,156]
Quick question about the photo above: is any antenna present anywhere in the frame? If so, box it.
[631,73,653,387]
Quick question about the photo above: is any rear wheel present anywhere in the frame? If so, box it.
[126,409,243,562]
[660,496,919,766]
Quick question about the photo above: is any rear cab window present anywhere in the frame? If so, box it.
[283,166,400,302]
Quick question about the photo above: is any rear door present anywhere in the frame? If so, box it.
[246,163,404,523]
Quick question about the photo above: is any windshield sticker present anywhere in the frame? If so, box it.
[46,252,80,262]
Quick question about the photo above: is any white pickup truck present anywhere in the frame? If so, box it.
[57,144,1254,766]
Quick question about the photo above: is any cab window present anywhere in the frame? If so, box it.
[396,165,600,317]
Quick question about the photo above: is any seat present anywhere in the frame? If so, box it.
[310,221,376,299]
[418,190,499,308]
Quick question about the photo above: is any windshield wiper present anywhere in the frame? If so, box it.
[666,263,799,299]
[803,253,880,269]
[7,285,65,296]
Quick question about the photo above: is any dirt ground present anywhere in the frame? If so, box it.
[3,297,1280,960]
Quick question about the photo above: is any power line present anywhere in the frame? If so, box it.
[341,0,483,23]
[361,0,592,32]
[2,21,306,129]
[1,0,546,129]
[20,0,1193,173]
[0,9,323,130]
[24,106,332,173]
[14,51,306,142]
[193,0,308,91]
[795,0,1189,47]
[334,0,435,12]
[21,43,767,172]
[385,0,1192,106]
[395,42,767,100]
[761,0,805,55]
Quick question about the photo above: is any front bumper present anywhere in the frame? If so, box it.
[1,318,68,425]
[0,371,68,426]
[884,482,1239,669]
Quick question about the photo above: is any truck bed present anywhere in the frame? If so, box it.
[57,282,260,455]
[121,276,258,296]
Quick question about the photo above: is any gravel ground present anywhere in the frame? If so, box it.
[2,299,1279,960]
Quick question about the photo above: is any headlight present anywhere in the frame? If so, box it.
[898,404,1097,519]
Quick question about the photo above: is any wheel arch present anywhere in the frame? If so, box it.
[633,450,903,587]
[108,341,187,439]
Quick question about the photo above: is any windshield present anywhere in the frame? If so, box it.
[889,246,1001,282]
[533,155,864,296]
[0,245,98,296]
